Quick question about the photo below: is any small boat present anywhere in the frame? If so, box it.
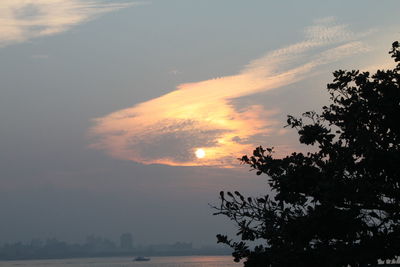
[133,256,151,261]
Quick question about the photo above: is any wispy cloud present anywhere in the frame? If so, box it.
[89,18,372,167]
[0,0,138,47]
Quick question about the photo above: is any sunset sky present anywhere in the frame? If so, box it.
[0,0,399,246]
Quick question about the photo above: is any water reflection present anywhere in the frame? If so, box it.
[0,255,241,267]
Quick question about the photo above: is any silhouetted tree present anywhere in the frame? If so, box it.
[214,42,400,267]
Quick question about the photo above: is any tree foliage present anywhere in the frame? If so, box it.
[214,42,400,267]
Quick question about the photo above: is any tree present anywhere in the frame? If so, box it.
[214,42,400,267]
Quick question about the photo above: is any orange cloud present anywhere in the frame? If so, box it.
[89,19,371,167]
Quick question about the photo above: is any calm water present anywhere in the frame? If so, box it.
[0,256,241,267]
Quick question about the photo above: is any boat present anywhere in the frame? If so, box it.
[133,256,151,261]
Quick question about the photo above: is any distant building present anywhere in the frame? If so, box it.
[120,233,133,250]
[30,238,43,249]
[85,235,117,252]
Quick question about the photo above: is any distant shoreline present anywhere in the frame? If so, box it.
[0,250,232,261]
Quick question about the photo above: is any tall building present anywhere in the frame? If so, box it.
[120,233,133,250]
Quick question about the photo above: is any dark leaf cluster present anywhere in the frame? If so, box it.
[214,42,400,267]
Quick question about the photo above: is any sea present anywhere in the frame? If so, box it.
[0,256,241,267]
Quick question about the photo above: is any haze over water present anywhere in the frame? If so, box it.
[0,256,239,267]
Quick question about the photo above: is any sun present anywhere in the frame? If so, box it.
[195,148,206,159]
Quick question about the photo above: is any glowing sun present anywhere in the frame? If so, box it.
[195,148,206,159]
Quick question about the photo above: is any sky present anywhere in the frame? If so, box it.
[0,0,399,246]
